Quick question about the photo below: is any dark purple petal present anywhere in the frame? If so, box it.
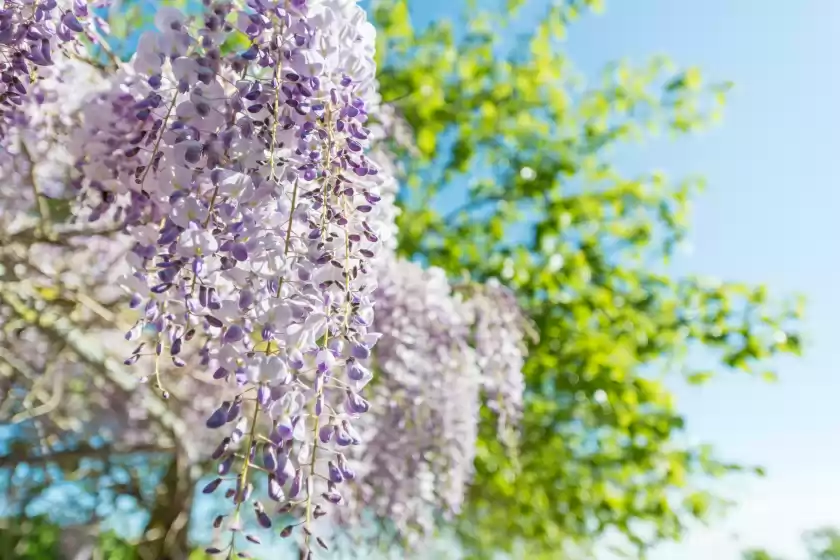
[267,474,284,501]
[327,461,343,483]
[257,384,271,407]
[226,399,242,422]
[62,12,84,32]
[238,289,254,309]
[224,324,244,343]
[275,415,293,440]
[351,343,370,360]
[262,444,277,471]
[345,391,370,414]
[288,469,302,499]
[211,437,230,460]
[322,490,343,505]
[231,242,248,261]
[335,427,352,447]
[206,402,231,429]
[319,424,333,444]
[218,455,233,475]
[202,478,222,494]
[256,511,271,529]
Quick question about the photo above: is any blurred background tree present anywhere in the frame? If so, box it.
[0,0,804,558]
[371,0,802,557]
[742,551,787,560]
[742,527,840,560]
[805,528,840,560]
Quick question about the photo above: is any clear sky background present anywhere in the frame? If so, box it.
[391,1,840,559]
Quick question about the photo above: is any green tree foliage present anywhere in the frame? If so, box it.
[372,0,804,556]
[0,517,217,560]
[742,527,840,560]
[0,516,61,559]
[805,527,840,560]
[742,551,786,560]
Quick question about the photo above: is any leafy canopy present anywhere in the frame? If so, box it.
[372,0,804,556]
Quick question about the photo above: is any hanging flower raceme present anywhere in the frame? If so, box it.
[0,53,108,231]
[70,0,387,555]
[339,257,482,545]
[0,0,105,136]
[331,86,530,547]
[466,278,530,434]
[0,46,220,491]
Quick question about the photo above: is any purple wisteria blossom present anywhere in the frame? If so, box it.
[70,0,387,554]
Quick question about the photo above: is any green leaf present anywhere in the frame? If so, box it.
[44,198,73,224]
[219,30,251,57]
[416,127,437,156]
[686,370,714,385]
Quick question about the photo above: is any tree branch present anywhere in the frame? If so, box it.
[0,222,125,247]
[0,282,191,457]
[0,442,172,469]
[18,140,52,239]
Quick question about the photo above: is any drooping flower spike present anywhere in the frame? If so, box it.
[0,0,106,136]
[72,0,387,554]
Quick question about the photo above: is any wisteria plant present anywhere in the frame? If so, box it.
[0,1,528,558]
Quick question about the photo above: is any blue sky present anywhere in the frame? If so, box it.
[399,1,840,558]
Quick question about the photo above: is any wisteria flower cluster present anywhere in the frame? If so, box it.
[0,0,104,135]
[0,53,105,231]
[467,278,530,434]
[70,0,389,554]
[334,259,531,547]
[0,50,232,467]
[344,257,482,543]
[0,0,532,556]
